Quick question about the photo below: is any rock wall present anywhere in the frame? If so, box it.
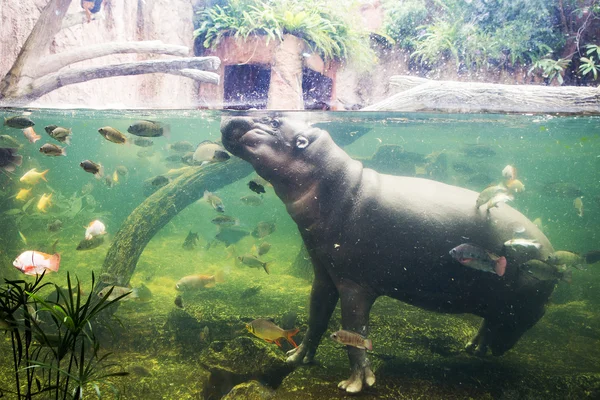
[0,0,196,108]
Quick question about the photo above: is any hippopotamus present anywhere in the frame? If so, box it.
[220,114,556,393]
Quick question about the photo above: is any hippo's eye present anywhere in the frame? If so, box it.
[270,119,281,128]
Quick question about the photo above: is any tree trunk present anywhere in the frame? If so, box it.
[363,75,600,114]
[96,158,254,293]
[267,34,305,110]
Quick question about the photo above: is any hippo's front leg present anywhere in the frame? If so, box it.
[286,264,339,365]
[337,283,376,394]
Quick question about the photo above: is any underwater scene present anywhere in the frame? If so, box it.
[0,109,599,399]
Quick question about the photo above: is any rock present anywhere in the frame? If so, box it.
[222,380,275,400]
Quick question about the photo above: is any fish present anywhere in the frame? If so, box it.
[44,125,58,134]
[181,152,194,165]
[502,165,517,181]
[115,166,128,176]
[246,318,299,348]
[521,260,571,283]
[47,127,72,144]
[165,154,184,162]
[486,192,513,210]
[37,193,52,213]
[199,326,210,342]
[168,141,195,152]
[240,195,263,206]
[97,286,136,302]
[98,126,127,144]
[174,295,184,309]
[504,238,541,251]
[252,221,276,239]
[248,180,266,194]
[175,272,224,291]
[182,230,200,250]
[0,135,22,148]
[449,243,507,276]
[573,197,583,217]
[4,116,35,129]
[20,168,48,185]
[238,254,270,274]
[214,226,250,246]
[151,175,170,188]
[257,241,271,256]
[0,147,23,173]
[15,188,32,201]
[192,141,230,165]
[475,185,508,208]
[112,170,119,183]
[76,235,105,250]
[137,149,155,158]
[80,160,103,178]
[22,127,41,143]
[85,220,106,240]
[505,179,525,194]
[127,120,168,137]
[133,137,154,147]
[546,251,585,268]
[13,251,60,276]
[203,190,225,213]
[211,215,238,226]
[240,285,262,299]
[330,330,373,350]
[452,162,475,174]
[47,219,63,232]
[104,175,115,188]
[39,143,66,156]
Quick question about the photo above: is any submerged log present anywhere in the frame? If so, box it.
[364,75,600,114]
[97,158,253,291]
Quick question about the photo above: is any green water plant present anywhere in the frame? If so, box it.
[0,272,129,399]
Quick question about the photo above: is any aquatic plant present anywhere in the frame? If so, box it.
[0,272,129,399]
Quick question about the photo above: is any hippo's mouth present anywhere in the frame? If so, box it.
[221,116,278,154]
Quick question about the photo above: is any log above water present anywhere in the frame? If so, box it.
[363,75,600,114]
[97,158,254,292]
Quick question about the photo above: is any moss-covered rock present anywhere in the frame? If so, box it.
[222,380,275,400]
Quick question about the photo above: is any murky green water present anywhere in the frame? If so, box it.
[0,109,599,399]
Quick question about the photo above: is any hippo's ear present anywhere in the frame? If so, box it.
[295,135,310,149]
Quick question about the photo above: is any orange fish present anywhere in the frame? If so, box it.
[330,330,373,350]
[13,251,60,276]
[22,127,41,143]
[246,318,299,348]
[37,193,52,213]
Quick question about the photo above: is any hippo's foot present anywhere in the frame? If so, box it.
[465,321,490,356]
[338,366,376,393]
[286,343,316,365]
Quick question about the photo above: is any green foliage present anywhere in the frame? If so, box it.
[193,0,375,65]
[579,44,600,80]
[0,272,128,399]
[383,0,429,50]
[528,58,571,84]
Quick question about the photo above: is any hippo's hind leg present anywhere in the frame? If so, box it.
[465,320,490,356]
[286,264,339,365]
[337,283,376,394]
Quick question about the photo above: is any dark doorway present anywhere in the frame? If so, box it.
[302,68,332,110]
[223,64,271,109]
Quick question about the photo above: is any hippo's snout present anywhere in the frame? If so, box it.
[220,116,254,143]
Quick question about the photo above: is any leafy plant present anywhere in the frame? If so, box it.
[528,57,572,84]
[579,44,600,79]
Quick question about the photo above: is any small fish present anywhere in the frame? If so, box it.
[39,143,66,156]
[330,330,373,350]
[76,235,105,250]
[44,125,58,134]
[238,254,269,274]
[115,166,129,176]
[46,126,72,144]
[97,286,135,302]
[199,326,210,342]
[204,190,225,213]
[133,137,154,147]
[165,154,184,162]
[0,147,23,173]
[37,193,52,213]
[248,180,266,194]
[246,318,299,348]
[174,295,184,309]
[211,215,238,226]
[151,175,170,188]
[4,116,35,129]
[240,285,262,299]
[257,241,271,256]
[20,168,49,185]
[169,141,195,152]
[98,126,127,144]
[104,175,115,188]
[85,220,106,240]
[22,127,41,143]
[486,192,513,210]
[502,165,517,181]
[0,134,22,147]
[505,179,525,194]
[15,188,32,201]
[214,226,250,246]
[252,221,276,239]
[13,251,60,275]
[181,152,194,165]
[521,260,571,283]
[192,141,230,165]
[240,195,263,206]
[475,185,508,208]
[80,160,103,178]
[112,170,119,183]
[449,243,507,276]
[546,251,584,268]
[175,272,224,291]
[47,219,63,232]
[127,120,168,137]
[182,230,200,250]
[573,197,583,217]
